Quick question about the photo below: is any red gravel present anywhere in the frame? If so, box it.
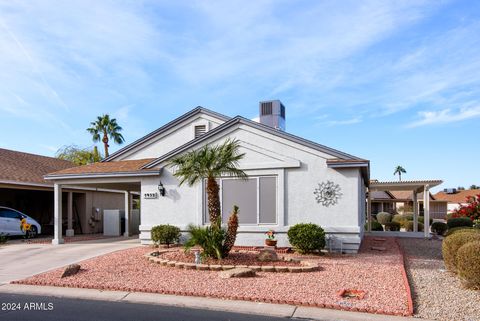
[13,236,411,316]
[161,251,302,266]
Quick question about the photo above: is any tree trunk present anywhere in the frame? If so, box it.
[206,177,221,229]
[102,131,109,158]
[399,173,402,181]
[223,205,239,256]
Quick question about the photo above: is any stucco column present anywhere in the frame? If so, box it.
[66,192,74,237]
[412,190,418,232]
[424,185,430,238]
[124,191,130,237]
[367,188,372,232]
[52,183,64,245]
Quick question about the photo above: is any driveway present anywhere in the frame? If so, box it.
[0,237,140,284]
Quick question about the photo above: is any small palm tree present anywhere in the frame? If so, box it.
[87,114,125,158]
[169,139,246,229]
[394,165,406,181]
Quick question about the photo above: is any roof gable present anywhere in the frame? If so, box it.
[143,116,367,169]
[434,189,480,203]
[103,107,230,162]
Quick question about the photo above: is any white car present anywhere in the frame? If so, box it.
[0,206,41,237]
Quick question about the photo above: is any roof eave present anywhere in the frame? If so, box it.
[44,170,160,181]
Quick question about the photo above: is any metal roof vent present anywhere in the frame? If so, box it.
[259,100,286,131]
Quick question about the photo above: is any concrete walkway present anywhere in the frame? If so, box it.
[0,284,427,321]
[0,237,140,284]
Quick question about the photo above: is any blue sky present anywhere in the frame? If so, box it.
[1,0,479,191]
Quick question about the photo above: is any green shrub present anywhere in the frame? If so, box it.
[445,227,479,237]
[287,223,326,254]
[447,217,473,229]
[384,221,401,231]
[184,224,226,259]
[392,214,413,228]
[151,225,181,247]
[418,216,433,225]
[405,221,424,232]
[376,212,392,224]
[442,231,480,272]
[364,221,384,231]
[456,241,480,289]
[446,213,454,221]
[431,222,448,235]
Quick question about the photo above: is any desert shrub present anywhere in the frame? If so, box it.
[287,223,326,254]
[442,231,480,272]
[392,214,413,228]
[473,219,480,229]
[384,221,401,231]
[418,216,433,225]
[151,225,181,247]
[456,241,480,289]
[431,222,448,235]
[184,223,226,259]
[405,221,424,232]
[445,227,479,237]
[364,221,384,231]
[376,212,392,224]
[447,217,473,229]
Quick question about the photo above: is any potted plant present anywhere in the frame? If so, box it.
[264,229,277,247]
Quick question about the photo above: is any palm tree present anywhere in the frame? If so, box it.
[169,139,247,229]
[87,114,125,158]
[394,165,407,181]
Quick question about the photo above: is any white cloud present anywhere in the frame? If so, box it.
[409,105,480,127]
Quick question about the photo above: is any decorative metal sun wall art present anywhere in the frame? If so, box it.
[314,180,342,207]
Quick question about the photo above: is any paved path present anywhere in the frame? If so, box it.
[0,284,427,321]
[0,237,140,284]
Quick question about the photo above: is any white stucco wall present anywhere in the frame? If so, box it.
[116,114,224,161]
[138,124,365,252]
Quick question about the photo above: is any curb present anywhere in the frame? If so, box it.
[0,284,422,321]
[395,238,415,316]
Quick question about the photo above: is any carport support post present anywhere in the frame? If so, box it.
[52,183,64,245]
[66,192,74,237]
[424,185,430,238]
[124,191,131,237]
[367,187,372,232]
[413,190,418,232]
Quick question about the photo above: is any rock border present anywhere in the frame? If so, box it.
[145,250,319,273]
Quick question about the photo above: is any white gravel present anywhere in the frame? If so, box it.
[398,238,480,321]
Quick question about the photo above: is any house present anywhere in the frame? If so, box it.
[45,101,370,252]
[434,188,480,213]
[370,189,448,220]
[0,148,126,236]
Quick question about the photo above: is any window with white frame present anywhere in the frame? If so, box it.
[203,176,277,225]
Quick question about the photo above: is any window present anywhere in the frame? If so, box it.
[0,209,22,219]
[194,125,207,138]
[203,176,277,225]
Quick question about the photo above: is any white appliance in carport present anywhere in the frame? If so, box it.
[103,209,140,236]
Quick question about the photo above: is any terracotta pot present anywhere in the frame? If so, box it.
[265,239,277,247]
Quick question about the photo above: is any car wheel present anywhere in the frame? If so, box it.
[28,226,38,238]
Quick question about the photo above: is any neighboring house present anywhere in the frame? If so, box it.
[45,101,370,252]
[370,189,447,220]
[434,188,480,213]
[0,148,125,235]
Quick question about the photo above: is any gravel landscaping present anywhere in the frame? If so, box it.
[398,238,480,321]
[14,236,412,316]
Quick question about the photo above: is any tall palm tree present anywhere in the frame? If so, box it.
[87,114,125,158]
[169,139,247,229]
[394,165,407,181]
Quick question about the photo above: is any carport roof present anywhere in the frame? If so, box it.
[0,148,74,186]
[45,158,158,179]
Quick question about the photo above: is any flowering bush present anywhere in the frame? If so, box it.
[265,229,276,240]
[451,194,480,221]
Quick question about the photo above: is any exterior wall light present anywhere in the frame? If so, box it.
[158,181,166,196]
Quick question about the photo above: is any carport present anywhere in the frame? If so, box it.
[44,159,160,245]
[366,180,443,238]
